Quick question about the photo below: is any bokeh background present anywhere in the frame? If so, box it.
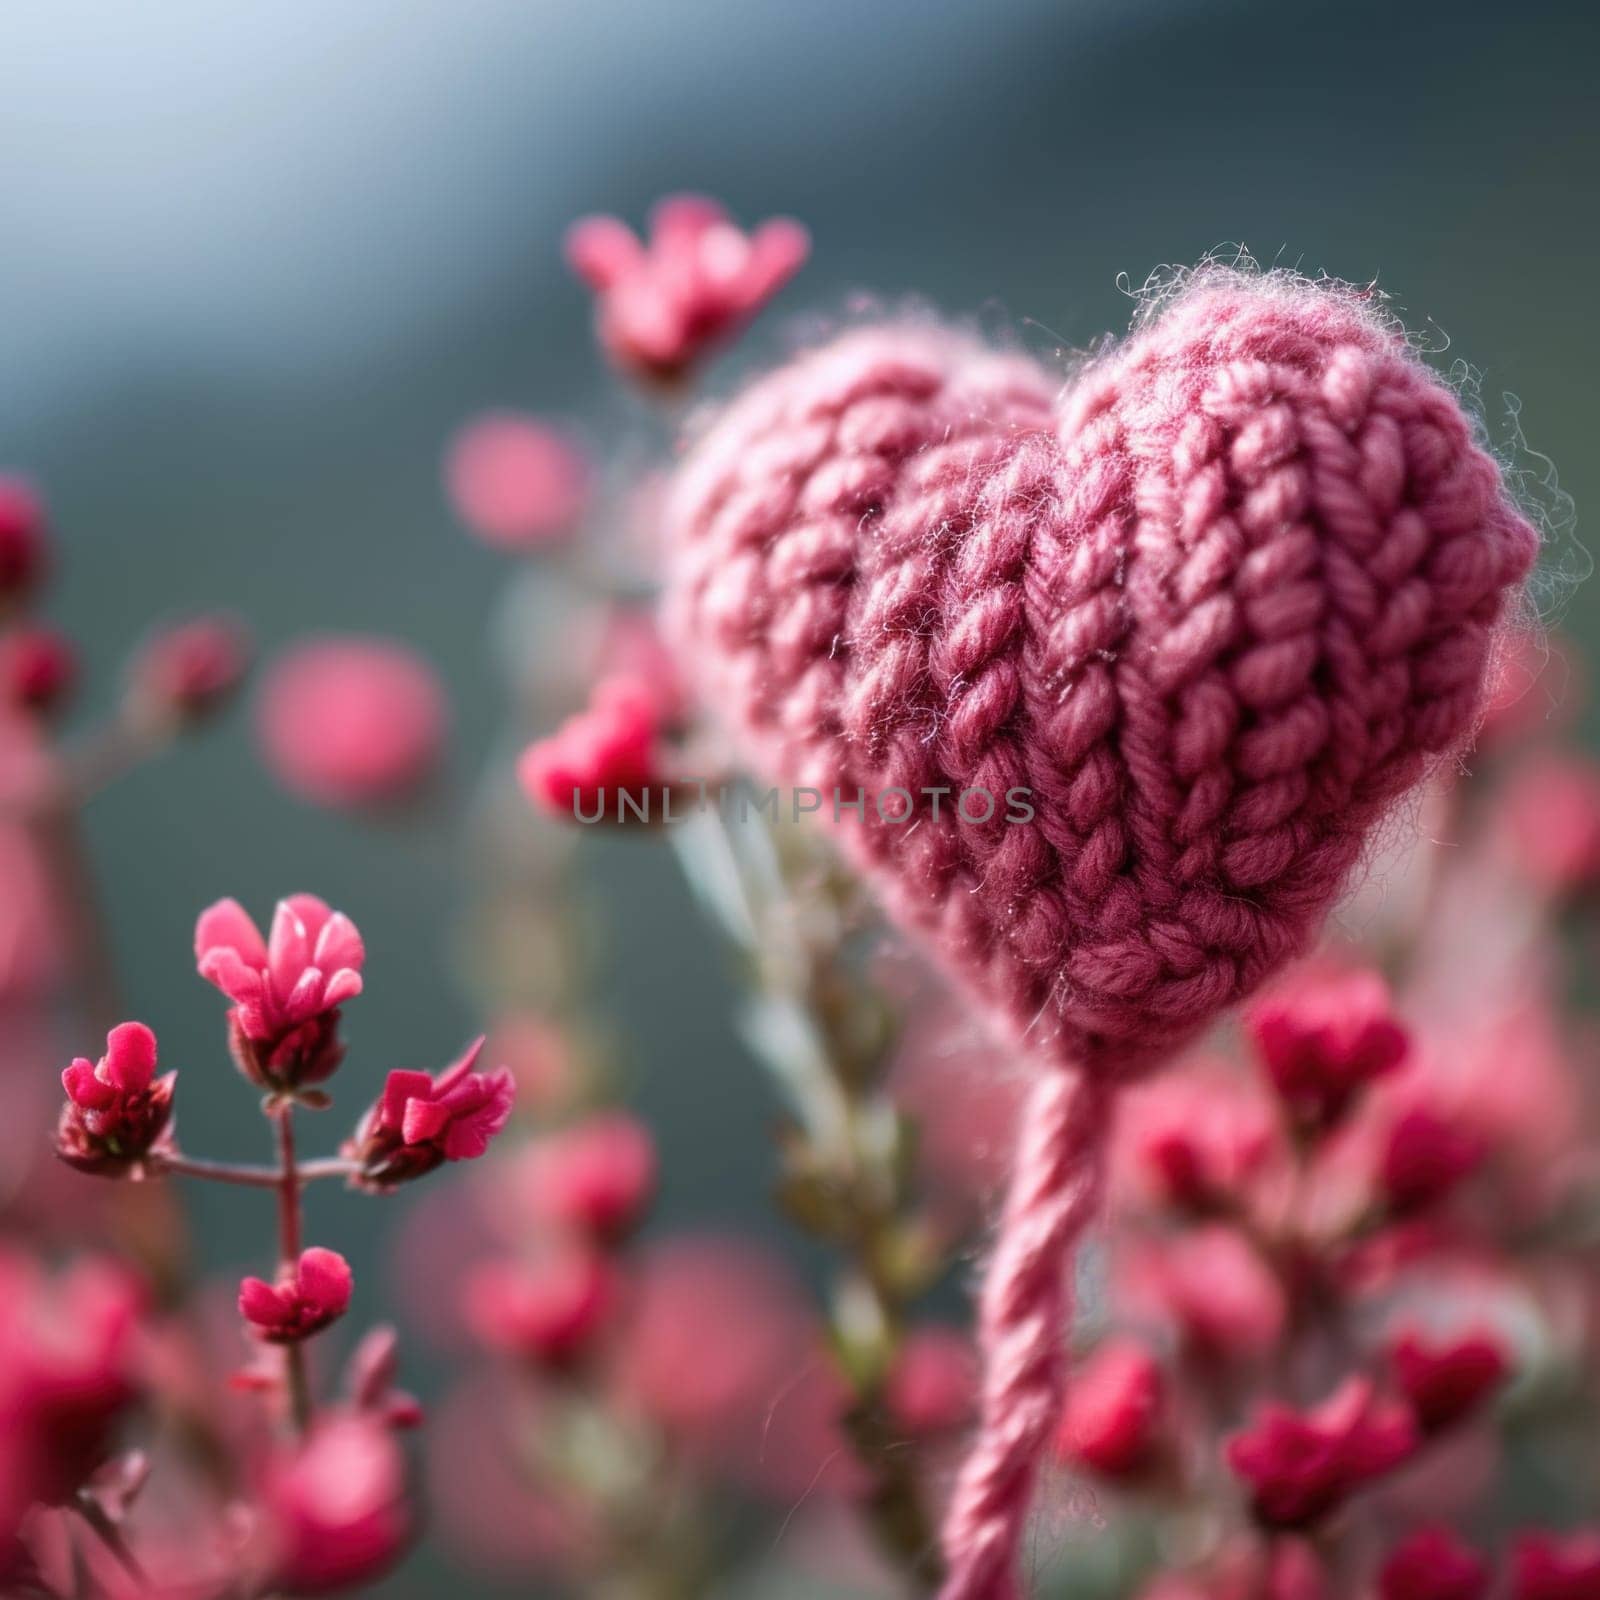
[3,1,1596,1592]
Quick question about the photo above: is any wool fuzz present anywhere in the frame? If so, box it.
[664,269,1538,1598]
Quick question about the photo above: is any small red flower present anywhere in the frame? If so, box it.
[0,474,47,605]
[56,1021,177,1175]
[1247,970,1410,1132]
[1379,1527,1491,1600]
[239,1247,353,1344]
[518,676,667,823]
[1510,1530,1600,1599]
[444,412,591,550]
[257,1415,412,1594]
[195,894,364,1091]
[1122,1069,1278,1214]
[346,1037,516,1189]
[465,1251,617,1370]
[0,625,76,715]
[1056,1338,1166,1479]
[519,1112,657,1242]
[566,193,809,382]
[1389,1329,1510,1433]
[884,1327,977,1437]
[1225,1377,1418,1529]
[1379,1105,1486,1214]
[132,615,251,724]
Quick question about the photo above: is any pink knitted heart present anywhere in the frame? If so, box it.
[664,271,1536,1598]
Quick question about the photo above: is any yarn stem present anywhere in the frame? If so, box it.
[938,1068,1111,1600]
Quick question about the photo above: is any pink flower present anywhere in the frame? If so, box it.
[1498,755,1600,897]
[1379,1105,1486,1214]
[1118,1065,1279,1214]
[256,636,446,810]
[465,1250,617,1370]
[444,412,591,550]
[131,615,251,725]
[0,1252,141,1557]
[1390,1330,1510,1433]
[239,1248,353,1344]
[1120,1225,1286,1365]
[195,894,364,1091]
[518,675,666,823]
[0,625,76,715]
[341,1325,423,1430]
[0,475,47,605]
[1247,970,1411,1132]
[346,1037,515,1188]
[1511,1531,1600,1599]
[257,1415,411,1594]
[517,1112,657,1242]
[1055,1338,1166,1479]
[1379,1527,1491,1600]
[1226,1377,1418,1529]
[56,1021,176,1175]
[566,193,809,382]
[884,1327,977,1437]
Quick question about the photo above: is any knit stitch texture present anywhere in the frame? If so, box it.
[664,270,1538,1597]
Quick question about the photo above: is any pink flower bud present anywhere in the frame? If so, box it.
[519,1112,657,1242]
[444,413,591,550]
[257,1415,411,1593]
[566,194,809,383]
[257,636,447,811]
[195,895,364,1091]
[1247,970,1410,1133]
[56,1021,177,1175]
[465,1251,617,1370]
[1226,1377,1418,1530]
[1379,1527,1491,1600]
[0,475,47,606]
[346,1038,516,1189]
[1389,1329,1510,1434]
[131,615,251,724]
[342,1325,423,1430]
[1120,1067,1278,1214]
[239,1248,353,1344]
[884,1327,977,1437]
[518,675,667,824]
[0,625,76,716]
[1379,1105,1486,1215]
[1511,1531,1600,1599]
[1123,1224,1287,1366]
[1055,1338,1166,1479]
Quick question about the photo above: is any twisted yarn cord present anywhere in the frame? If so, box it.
[664,269,1538,1598]
[939,1067,1110,1600]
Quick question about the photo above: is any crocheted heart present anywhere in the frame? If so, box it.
[665,273,1536,1080]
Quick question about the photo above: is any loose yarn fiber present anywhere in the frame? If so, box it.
[664,269,1538,1598]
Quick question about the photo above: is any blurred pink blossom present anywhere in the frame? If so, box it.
[0,625,76,716]
[0,474,47,605]
[566,193,809,382]
[257,635,446,810]
[445,412,591,550]
[1226,1377,1417,1529]
[131,614,252,724]
[1054,1338,1166,1480]
[1511,1530,1600,1598]
[516,1111,657,1242]
[466,1248,618,1370]
[884,1326,977,1437]
[519,674,665,822]
[1388,1328,1510,1434]
[255,1415,411,1595]
[1378,1527,1490,1600]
